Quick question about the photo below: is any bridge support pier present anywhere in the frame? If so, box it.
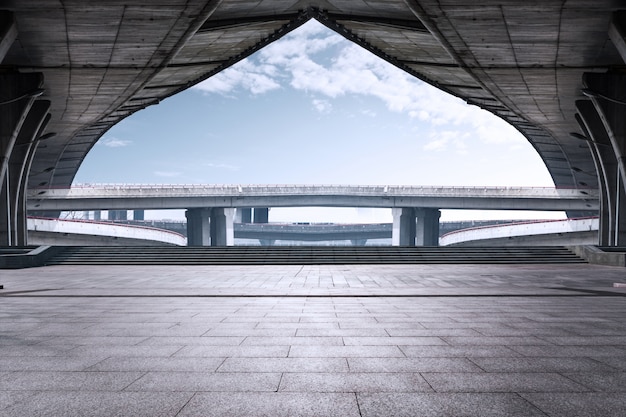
[210,208,235,246]
[392,208,440,246]
[186,208,211,246]
[236,208,252,224]
[581,70,626,245]
[253,208,269,223]
[186,207,234,246]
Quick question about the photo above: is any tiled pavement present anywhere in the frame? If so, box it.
[1,263,626,416]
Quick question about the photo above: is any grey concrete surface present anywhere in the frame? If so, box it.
[1,263,626,416]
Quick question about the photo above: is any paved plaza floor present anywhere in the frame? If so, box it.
[1,262,626,416]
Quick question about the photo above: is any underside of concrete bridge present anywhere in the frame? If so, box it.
[1,1,626,246]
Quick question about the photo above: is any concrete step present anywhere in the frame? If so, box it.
[45,246,586,265]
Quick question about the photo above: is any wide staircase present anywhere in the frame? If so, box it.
[43,246,587,266]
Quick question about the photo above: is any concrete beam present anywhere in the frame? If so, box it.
[0,11,17,62]
[609,11,626,64]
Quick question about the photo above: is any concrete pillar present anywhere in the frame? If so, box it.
[210,208,235,246]
[8,100,50,245]
[392,208,416,246]
[253,207,269,223]
[236,208,252,223]
[576,102,619,245]
[186,208,211,246]
[582,71,626,245]
[415,208,441,246]
[109,210,127,221]
[0,72,44,245]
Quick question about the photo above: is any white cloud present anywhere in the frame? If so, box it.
[312,99,332,113]
[194,60,280,95]
[99,137,131,147]
[193,20,527,148]
[204,162,239,171]
[154,171,182,177]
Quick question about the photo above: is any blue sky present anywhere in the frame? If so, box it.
[74,21,562,223]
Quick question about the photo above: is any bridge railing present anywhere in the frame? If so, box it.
[31,184,598,199]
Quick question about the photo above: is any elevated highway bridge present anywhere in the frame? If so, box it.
[1,1,626,247]
[27,184,598,247]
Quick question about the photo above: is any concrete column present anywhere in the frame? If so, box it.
[576,102,618,245]
[253,207,269,223]
[210,208,235,246]
[582,71,626,245]
[9,100,50,245]
[392,208,416,246]
[109,210,127,221]
[236,208,252,223]
[186,208,211,246]
[415,208,441,246]
[0,72,44,245]
[0,174,9,245]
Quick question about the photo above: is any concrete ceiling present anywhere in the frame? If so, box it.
[3,0,624,193]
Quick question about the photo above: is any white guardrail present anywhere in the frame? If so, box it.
[27,217,187,246]
[439,217,599,246]
[31,184,597,199]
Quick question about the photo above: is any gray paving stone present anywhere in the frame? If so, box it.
[125,371,281,392]
[343,336,447,345]
[385,328,483,337]
[0,391,37,412]
[347,357,483,373]
[509,345,626,357]
[469,357,618,373]
[174,345,289,357]
[218,357,348,372]
[0,371,144,391]
[279,372,432,393]
[137,336,244,346]
[400,345,521,357]
[521,392,626,417]
[289,345,405,358]
[295,328,389,336]
[589,356,626,370]
[562,372,626,392]
[177,392,361,417]
[442,336,551,345]
[358,393,546,417]
[241,336,344,345]
[0,356,105,372]
[86,356,225,372]
[421,372,589,393]
[0,391,193,417]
